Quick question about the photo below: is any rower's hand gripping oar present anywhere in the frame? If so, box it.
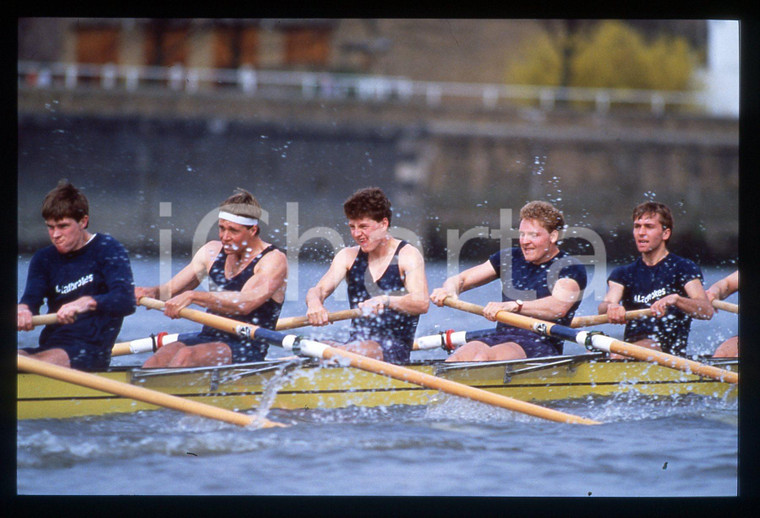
[138,297,600,425]
[17,355,286,428]
[443,297,738,384]
[275,308,363,331]
[570,309,653,328]
[570,298,737,328]
[28,313,70,327]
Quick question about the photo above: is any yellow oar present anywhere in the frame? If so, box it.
[138,297,600,425]
[443,297,738,384]
[275,309,362,331]
[17,355,285,428]
[712,300,738,313]
[570,309,652,328]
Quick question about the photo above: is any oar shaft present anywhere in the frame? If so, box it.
[139,297,600,425]
[570,309,653,328]
[712,299,738,313]
[275,309,362,331]
[318,347,600,425]
[17,355,284,428]
[595,336,738,383]
[443,297,738,384]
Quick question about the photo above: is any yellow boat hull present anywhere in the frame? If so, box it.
[17,354,737,420]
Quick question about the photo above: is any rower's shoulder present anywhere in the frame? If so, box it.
[258,243,288,264]
[336,245,360,263]
[398,241,425,261]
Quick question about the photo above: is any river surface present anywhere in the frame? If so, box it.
[17,258,739,497]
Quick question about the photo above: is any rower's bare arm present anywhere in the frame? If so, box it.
[135,242,215,300]
[598,281,627,323]
[389,245,429,315]
[521,278,582,320]
[648,279,713,320]
[305,248,353,324]
[194,249,288,316]
[706,270,738,302]
[681,279,715,320]
[430,260,498,306]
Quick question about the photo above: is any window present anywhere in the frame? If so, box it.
[284,27,331,67]
[76,25,119,64]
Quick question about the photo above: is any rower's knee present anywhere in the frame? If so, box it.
[33,348,71,368]
[142,342,186,368]
[445,341,489,362]
[713,336,738,358]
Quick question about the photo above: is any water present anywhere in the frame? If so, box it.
[16,257,739,496]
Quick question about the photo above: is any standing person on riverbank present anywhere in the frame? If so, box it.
[598,201,713,357]
[17,180,135,371]
[136,188,287,367]
[305,187,429,364]
[430,200,587,362]
[706,270,738,357]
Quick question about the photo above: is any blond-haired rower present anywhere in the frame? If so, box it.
[430,201,587,362]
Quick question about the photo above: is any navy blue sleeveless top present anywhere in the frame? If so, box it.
[201,244,283,343]
[346,240,419,364]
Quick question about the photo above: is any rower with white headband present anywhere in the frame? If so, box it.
[135,188,288,368]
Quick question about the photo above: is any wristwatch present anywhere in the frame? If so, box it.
[515,299,524,313]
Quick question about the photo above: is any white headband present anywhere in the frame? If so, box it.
[219,211,258,226]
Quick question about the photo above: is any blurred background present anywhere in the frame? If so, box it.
[17,18,738,267]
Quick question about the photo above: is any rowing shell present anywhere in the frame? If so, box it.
[17,354,737,420]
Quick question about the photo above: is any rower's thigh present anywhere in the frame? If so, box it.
[31,348,71,368]
[169,342,232,367]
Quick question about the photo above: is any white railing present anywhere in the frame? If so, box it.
[18,60,707,115]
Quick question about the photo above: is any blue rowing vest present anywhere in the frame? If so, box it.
[200,245,283,353]
[346,240,419,364]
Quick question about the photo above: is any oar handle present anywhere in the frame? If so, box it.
[712,299,738,313]
[17,354,285,428]
[30,314,61,326]
[275,309,363,331]
[570,309,653,328]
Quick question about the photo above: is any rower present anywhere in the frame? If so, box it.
[17,180,136,371]
[305,187,429,364]
[706,270,738,357]
[430,200,587,362]
[598,201,713,358]
[136,188,287,368]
